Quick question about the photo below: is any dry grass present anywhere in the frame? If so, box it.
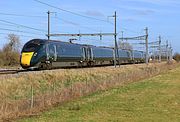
[0,62,179,121]
[20,64,180,122]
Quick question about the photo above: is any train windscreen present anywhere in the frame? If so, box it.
[22,40,44,52]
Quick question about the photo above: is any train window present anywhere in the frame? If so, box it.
[82,48,86,60]
[22,43,42,52]
[48,44,55,55]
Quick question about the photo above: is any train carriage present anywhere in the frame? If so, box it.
[49,41,83,68]
[20,39,145,70]
[118,49,131,63]
[132,50,146,63]
[91,46,114,66]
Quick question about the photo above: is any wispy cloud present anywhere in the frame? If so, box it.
[136,9,155,16]
[119,5,156,16]
[84,10,105,17]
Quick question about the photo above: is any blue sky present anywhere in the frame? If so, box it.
[0,0,180,53]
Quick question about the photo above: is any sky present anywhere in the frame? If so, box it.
[0,0,180,53]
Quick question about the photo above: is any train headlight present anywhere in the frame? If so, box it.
[34,53,37,57]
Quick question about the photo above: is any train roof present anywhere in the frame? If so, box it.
[26,39,47,44]
[28,39,110,48]
[27,39,144,53]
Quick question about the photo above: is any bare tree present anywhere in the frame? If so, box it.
[0,34,21,66]
[118,41,133,50]
[6,34,21,52]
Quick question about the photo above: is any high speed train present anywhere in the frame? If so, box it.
[20,39,145,69]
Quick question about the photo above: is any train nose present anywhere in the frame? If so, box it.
[21,52,34,66]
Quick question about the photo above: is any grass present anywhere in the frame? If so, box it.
[0,62,178,120]
[17,64,180,122]
[0,63,157,101]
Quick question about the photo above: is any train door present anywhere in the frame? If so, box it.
[48,44,57,62]
[82,47,93,61]
[87,48,90,61]
[82,47,87,61]
[87,47,93,61]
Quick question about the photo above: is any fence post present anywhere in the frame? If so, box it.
[30,85,34,109]
[53,82,56,96]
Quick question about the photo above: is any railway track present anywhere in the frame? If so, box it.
[0,63,148,75]
[0,69,27,75]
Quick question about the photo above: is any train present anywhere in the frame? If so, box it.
[20,39,146,70]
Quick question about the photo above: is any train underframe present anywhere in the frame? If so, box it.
[36,58,145,70]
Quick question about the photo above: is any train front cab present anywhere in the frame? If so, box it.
[20,39,46,69]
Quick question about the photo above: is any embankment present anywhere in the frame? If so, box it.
[0,62,179,121]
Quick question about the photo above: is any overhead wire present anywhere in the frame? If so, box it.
[61,19,100,32]
[0,28,44,36]
[0,19,47,32]
[0,11,105,33]
[0,1,120,44]
[53,15,101,32]
[0,32,38,38]
[33,0,112,24]
[0,12,46,18]
[121,28,144,35]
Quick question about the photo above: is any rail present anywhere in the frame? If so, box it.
[0,69,27,75]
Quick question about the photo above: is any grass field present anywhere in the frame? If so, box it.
[17,65,180,122]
